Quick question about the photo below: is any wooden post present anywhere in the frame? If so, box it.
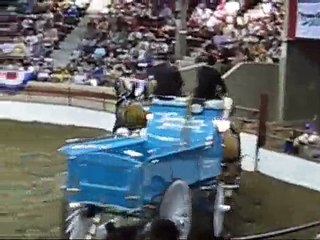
[255,94,268,171]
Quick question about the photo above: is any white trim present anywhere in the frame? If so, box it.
[240,133,320,192]
[0,101,115,131]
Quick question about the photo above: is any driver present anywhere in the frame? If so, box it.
[194,54,227,100]
[148,55,183,97]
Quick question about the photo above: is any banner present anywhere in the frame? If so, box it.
[0,69,33,91]
[295,0,320,39]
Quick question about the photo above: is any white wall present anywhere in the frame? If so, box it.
[0,101,115,132]
[240,133,257,172]
[258,149,320,192]
[0,101,319,192]
[240,133,320,192]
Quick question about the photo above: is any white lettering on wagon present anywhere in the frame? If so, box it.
[154,112,206,132]
[70,144,111,150]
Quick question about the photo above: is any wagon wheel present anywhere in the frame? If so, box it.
[213,184,230,237]
[189,184,230,239]
[61,193,108,239]
[61,196,94,239]
[159,180,192,239]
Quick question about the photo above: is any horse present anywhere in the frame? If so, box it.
[113,76,157,134]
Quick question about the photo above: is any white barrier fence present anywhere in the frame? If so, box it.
[0,101,115,132]
[0,101,319,192]
[240,133,320,192]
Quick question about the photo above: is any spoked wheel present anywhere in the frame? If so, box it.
[61,198,107,239]
[159,180,192,239]
[189,184,230,239]
[213,184,230,237]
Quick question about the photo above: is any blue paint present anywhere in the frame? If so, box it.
[60,98,224,210]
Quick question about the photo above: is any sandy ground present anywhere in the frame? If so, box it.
[0,120,319,239]
[225,172,320,239]
[0,120,106,238]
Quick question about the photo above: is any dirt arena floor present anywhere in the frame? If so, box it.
[0,120,319,239]
[0,120,106,238]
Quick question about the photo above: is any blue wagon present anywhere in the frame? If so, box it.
[60,96,241,239]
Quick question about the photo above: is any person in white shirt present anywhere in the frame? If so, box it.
[192,3,213,24]
[73,68,87,85]
[295,132,320,146]
[206,13,220,28]
[261,0,273,15]
[224,0,241,16]
[159,4,173,19]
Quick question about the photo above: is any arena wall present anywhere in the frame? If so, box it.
[241,133,320,192]
[0,101,115,131]
[223,63,279,120]
[0,100,319,192]
[282,40,320,125]
[179,62,280,120]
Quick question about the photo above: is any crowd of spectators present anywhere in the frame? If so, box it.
[65,1,176,86]
[189,0,284,66]
[61,0,284,87]
[283,122,320,161]
[0,0,89,77]
[1,0,285,84]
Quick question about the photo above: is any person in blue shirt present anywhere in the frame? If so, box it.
[65,5,80,18]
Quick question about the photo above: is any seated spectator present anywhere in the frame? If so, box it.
[159,3,173,21]
[295,130,320,147]
[191,3,213,26]
[53,7,64,24]
[223,0,241,16]
[284,130,300,155]
[72,68,87,85]
[43,21,59,44]
[212,24,230,50]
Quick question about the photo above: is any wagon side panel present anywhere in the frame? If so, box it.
[142,153,199,203]
[66,153,143,210]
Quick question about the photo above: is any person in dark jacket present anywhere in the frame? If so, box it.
[194,54,227,100]
[147,56,183,97]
